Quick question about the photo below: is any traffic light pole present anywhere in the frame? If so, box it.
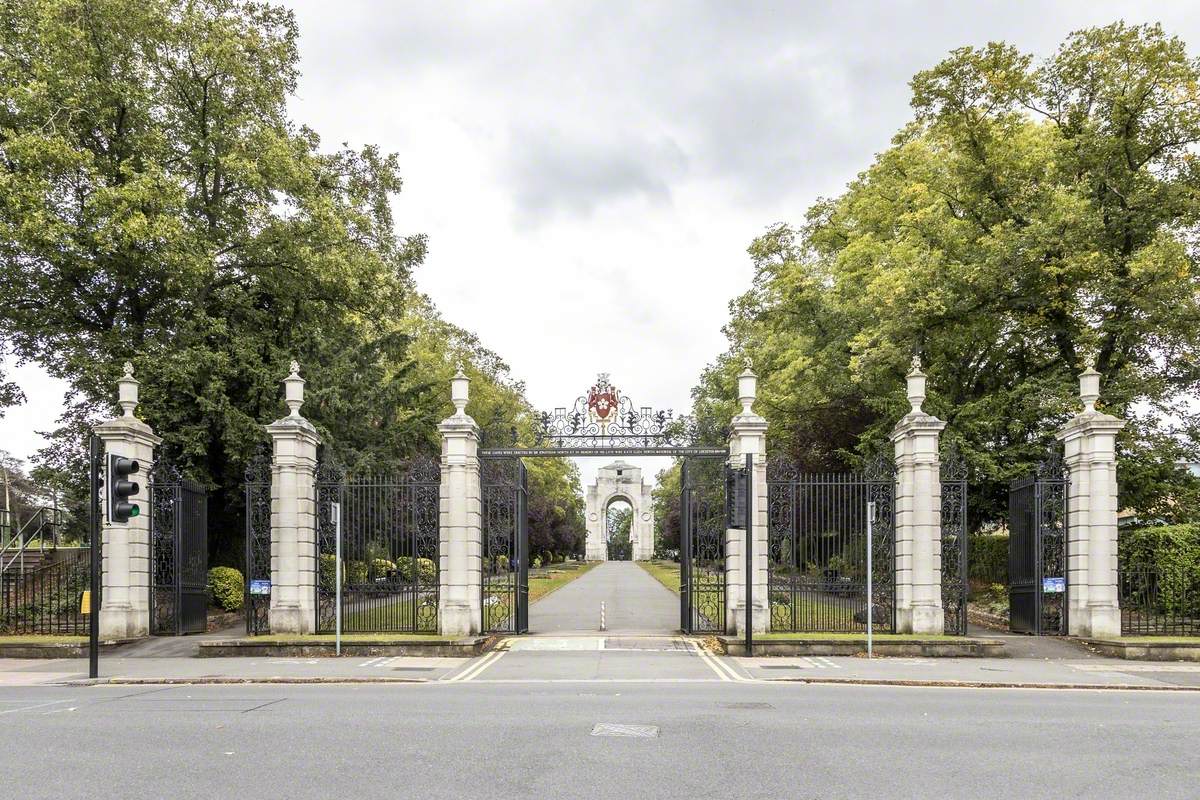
[744,453,753,658]
[88,434,101,680]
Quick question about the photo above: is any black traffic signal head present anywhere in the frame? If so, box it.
[108,454,141,523]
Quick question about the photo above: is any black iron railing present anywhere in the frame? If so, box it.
[0,548,91,634]
[1120,566,1200,637]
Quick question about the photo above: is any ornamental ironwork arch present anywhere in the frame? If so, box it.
[482,373,727,457]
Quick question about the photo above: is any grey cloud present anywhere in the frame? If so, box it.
[504,128,687,220]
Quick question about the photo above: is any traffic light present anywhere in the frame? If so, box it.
[107,454,141,523]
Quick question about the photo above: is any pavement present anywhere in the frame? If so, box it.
[1,562,1199,691]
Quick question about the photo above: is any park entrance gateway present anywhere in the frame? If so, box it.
[479,373,730,634]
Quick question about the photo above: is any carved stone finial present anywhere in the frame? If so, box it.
[906,355,927,414]
[1079,360,1101,414]
[283,360,305,418]
[451,367,471,415]
[737,362,758,416]
[117,361,139,418]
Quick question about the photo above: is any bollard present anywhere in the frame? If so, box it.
[600,601,606,632]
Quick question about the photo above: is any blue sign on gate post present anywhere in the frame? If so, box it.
[249,579,271,595]
[1042,577,1065,593]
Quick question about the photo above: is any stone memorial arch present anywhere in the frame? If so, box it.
[585,461,654,561]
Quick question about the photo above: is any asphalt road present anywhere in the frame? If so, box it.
[1,680,1197,800]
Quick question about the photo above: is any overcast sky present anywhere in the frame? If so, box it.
[2,1,1197,487]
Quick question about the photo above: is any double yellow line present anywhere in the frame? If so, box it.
[443,644,508,683]
[690,640,750,682]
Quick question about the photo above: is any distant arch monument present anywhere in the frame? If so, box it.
[585,461,654,561]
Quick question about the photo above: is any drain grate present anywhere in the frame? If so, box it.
[391,667,437,672]
[591,723,660,738]
[719,702,774,710]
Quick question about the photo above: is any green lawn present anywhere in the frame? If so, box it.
[0,635,87,644]
[244,633,463,643]
[755,632,963,641]
[638,560,680,594]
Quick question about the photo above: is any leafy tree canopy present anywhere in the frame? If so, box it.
[0,0,583,562]
[694,23,1200,526]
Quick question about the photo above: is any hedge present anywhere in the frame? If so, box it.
[968,533,1008,586]
[207,566,243,611]
[1119,525,1200,616]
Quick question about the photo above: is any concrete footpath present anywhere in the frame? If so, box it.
[3,633,1200,689]
[2,563,1198,689]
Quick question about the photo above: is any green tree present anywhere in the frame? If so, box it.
[606,503,632,561]
[697,23,1200,526]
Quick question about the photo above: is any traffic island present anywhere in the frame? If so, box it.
[1072,637,1200,662]
[198,634,496,658]
[715,633,1006,657]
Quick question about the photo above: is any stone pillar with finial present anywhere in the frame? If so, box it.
[890,356,947,634]
[727,360,769,635]
[266,360,321,634]
[1056,361,1126,638]
[96,362,161,639]
[439,365,482,636]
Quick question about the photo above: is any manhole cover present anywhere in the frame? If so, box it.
[719,702,773,710]
[591,723,659,738]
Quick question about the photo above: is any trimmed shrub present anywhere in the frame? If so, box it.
[207,566,243,611]
[370,558,397,578]
[395,556,437,584]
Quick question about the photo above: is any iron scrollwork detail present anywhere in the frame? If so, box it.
[529,373,711,450]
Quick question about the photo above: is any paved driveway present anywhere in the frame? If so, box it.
[528,561,678,633]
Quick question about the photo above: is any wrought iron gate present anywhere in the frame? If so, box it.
[766,455,896,633]
[244,446,272,635]
[149,460,208,636]
[314,458,440,633]
[481,456,528,634]
[940,446,969,636]
[680,457,726,634]
[1008,453,1068,635]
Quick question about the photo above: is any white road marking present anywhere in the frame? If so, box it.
[0,699,72,715]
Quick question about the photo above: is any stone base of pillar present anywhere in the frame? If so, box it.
[1070,604,1120,639]
[99,605,147,640]
[439,601,478,638]
[269,605,315,635]
[733,602,769,636]
[900,604,945,635]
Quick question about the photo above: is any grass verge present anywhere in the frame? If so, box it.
[638,560,680,594]
[0,635,88,644]
[755,632,964,641]
[240,633,464,643]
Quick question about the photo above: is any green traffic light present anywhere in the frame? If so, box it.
[129,505,140,517]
